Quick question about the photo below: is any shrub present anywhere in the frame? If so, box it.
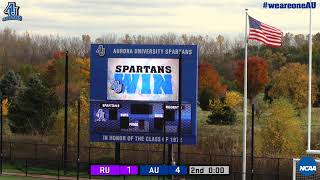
[225,91,243,110]
[207,99,237,125]
[257,98,304,157]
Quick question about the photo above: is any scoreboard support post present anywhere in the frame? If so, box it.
[177,52,182,165]
[115,143,121,164]
[168,144,172,165]
[76,99,81,180]
[163,107,166,165]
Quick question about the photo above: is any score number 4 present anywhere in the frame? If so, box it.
[175,167,180,174]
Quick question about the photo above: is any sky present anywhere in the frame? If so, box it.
[0,0,319,39]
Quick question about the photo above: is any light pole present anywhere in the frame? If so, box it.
[64,51,69,175]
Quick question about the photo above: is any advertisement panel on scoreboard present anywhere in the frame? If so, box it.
[90,44,198,144]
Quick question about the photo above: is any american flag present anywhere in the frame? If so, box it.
[248,16,283,47]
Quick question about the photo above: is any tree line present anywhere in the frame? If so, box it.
[1,27,320,156]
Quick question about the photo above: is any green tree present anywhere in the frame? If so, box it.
[8,75,60,135]
[17,64,37,84]
[199,88,214,111]
[262,49,287,70]
[257,98,304,157]
[0,70,23,100]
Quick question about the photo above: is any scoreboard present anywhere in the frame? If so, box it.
[90,165,230,176]
[90,44,198,144]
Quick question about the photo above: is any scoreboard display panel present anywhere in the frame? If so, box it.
[90,44,198,144]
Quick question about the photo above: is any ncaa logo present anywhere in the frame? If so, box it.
[297,157,317,176]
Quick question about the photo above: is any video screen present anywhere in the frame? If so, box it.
[107,58,179,102]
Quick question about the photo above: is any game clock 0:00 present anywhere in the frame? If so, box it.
[189,166,230,175]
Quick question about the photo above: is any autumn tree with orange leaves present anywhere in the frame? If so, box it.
[234,56,269,104]
[198,63,227,110]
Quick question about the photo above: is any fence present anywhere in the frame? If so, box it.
[0,141,295,179]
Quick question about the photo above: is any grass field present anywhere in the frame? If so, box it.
[0,107,319,180]
[0,175,161,180]
[0,176,45,180]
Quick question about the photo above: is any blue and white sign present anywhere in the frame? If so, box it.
[297,157,317,176]
[90,44,198,144]
[2,2,22,21]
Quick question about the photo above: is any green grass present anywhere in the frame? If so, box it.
[0,176,45,180]
[0,175,161,180]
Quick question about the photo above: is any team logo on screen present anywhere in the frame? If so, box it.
[2,2,22,21]
[111,80,123,94]
[95,109,106,122]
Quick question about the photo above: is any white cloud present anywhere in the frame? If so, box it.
[0,0,319,39]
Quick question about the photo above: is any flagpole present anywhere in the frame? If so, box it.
[307,0,312,151]
[242,8,248,180]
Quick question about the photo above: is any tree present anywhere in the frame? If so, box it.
[0,70,23,101]
[294,34,306,48]
[207,98,237,125]
[81,35,91,58]
[51,89,89,145]
[8,75,60,134]
[282,32,294,48]
[18,64,37,84]
[198,63,227,97]
[262,49,287,70]
[257,98,304,156]
[225,91,243,110]
[270,63,318,108]
[52,51,64,60]
[42,60,58,88]
[199,88,214,111]
[198,63,227,110]
[216,35,225,57]
[1,98,8,116]
[234,56,269,103]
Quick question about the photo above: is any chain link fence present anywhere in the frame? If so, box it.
[0,141,295,179]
